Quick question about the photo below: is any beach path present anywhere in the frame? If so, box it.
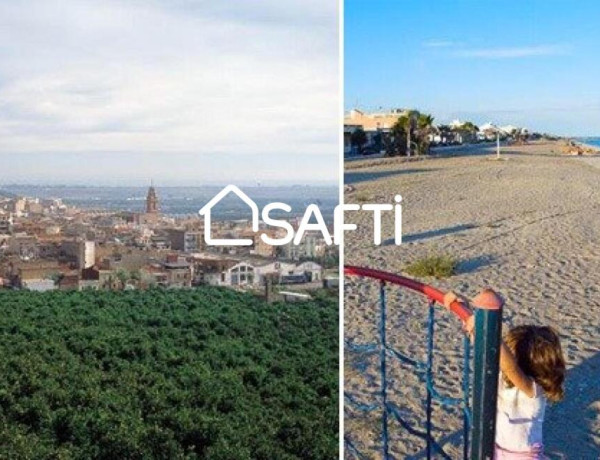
[344,142,600,459]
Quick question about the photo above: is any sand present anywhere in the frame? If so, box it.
[344,141,600,459]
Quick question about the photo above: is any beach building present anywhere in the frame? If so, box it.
[500,125,519,135]
[479,122,498,141]
[345,108,407,131]
[344,108,409,155]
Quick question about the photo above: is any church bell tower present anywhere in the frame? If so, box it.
[146,181,158,214]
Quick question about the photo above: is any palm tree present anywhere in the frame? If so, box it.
[404,110,419,156]
[388,117,408,156]
[391,110,417,156]
[416,113,435,155]
[388,110,436,156]
[350,128,368,154]
[452,121,479,144]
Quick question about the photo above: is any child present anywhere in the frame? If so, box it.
[443,292,566,459]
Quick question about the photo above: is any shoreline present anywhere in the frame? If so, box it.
[345,139,600,172]
[575,140,600,152]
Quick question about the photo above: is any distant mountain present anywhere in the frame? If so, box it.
[0,189,17,199]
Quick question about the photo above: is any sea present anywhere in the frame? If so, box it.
[577,137,600,148]
[575,137,600,171]
[0,185,338,221]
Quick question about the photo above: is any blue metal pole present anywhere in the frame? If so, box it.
[470,289,503,460]
[379,281,389,459]
[426,300,435,459]
[462,334,471,460]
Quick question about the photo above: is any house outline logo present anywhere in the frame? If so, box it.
[199,185,259,246]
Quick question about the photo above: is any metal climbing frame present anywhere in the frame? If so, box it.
[344,265,503,460]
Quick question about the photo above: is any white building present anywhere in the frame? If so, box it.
[84,241,95,268]
[294,261,323,282]
[254,261,297,285]
[22,279,56,292]
[204,260,258,287]
[200,257,323,288]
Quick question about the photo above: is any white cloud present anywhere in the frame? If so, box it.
[454,44,569,59]
[422,39,455,48]
[0,0,338,162]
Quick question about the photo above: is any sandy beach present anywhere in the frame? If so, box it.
[344,141,600,459]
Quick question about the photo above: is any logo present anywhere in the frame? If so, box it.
[199,185,403,246]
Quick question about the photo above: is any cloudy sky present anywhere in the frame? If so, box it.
[0,0,339,186]
[346,0,600,137]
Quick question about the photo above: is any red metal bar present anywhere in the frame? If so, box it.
[344,265,472,322]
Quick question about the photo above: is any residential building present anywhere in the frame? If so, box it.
[166,229,204,253]
[9,260,60,288]
[11,198,26,217]
[279,231,324,260]
[61,239,95,269]
[344,108,408,154]
[6,234,39,259]
[163,256,192,287]
[81,266,101,290]
[0,212,13,234]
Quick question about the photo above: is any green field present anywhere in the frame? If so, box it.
[0,287,338,459]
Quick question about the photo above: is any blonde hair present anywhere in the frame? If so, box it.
[504,325,566,402]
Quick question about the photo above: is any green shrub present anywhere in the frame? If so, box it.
[404,254,458,279]
[354,191,372,203]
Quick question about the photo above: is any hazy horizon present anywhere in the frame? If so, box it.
[0,181,337,188]
[0,183,338,219]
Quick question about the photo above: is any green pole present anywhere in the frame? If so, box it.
[470,289,503,460]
